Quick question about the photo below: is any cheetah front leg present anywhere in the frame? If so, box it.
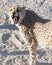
[27,42,37,65]
[25,30,37,65]
[20,27,37,65]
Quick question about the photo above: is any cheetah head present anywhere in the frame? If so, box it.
[8,6,26,25]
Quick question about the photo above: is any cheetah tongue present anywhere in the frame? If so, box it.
[13,17,18,24]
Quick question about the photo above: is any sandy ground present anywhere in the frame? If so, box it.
[0,0,52,65]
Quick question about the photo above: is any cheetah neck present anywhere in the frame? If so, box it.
[19,10,35,29]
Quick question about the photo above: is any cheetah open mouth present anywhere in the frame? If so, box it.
[12,16,19,24]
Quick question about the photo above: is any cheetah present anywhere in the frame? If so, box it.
[8,6,52,65]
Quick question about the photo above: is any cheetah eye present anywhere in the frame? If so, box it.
[10,9,12,11]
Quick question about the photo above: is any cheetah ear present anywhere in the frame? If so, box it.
[17,6,26,11]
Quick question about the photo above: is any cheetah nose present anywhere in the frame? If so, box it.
[12,12,18,16]
[12,12,15,15]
